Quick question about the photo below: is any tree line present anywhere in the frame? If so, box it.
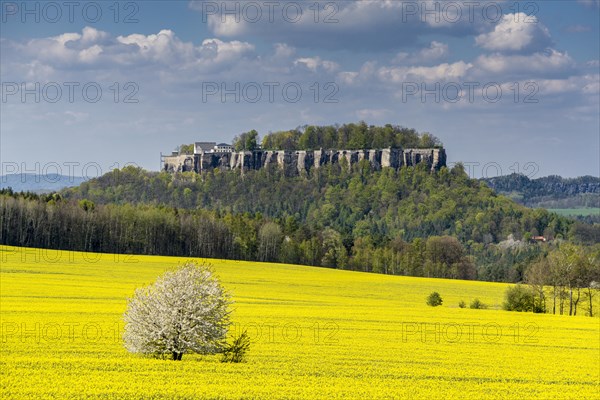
[2,188,598,316]
[0,189,498,280]
[229,122,443,152]
[524,243,599,317]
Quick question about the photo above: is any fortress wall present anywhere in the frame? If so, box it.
[163,154,195,173]
[165,148,446,174]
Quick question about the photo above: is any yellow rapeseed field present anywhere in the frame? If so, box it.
[1,245,598,399]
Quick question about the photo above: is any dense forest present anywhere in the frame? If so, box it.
[2,162,598,284]
[483,174,600,210]
[229,122,443,151]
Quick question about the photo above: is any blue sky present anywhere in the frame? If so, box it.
[1,0,599,178]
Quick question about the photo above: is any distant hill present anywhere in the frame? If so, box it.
[0,174,87,193]
[482,174,600,209]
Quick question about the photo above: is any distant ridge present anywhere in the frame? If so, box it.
[0,174,87,193]
[482,173,600,208]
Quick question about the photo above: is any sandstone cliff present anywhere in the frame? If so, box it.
[163,148,446,174]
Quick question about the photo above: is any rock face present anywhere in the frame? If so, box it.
[163,148,446,175]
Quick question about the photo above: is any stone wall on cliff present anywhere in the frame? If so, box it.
[163,148,446,175]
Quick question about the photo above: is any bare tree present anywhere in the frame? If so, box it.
[582,251,600,317]
[258,222,283,262]
[548,244,578,315]
[123,261,231,361]
[525,257,548,313]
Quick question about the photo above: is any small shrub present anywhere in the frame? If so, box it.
[458,300,466,308]
[503,284,534,312]
[469,298,487,309]
[221,330,250,363]
[426,291,443,307]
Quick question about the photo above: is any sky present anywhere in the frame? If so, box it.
[1,0,599,179]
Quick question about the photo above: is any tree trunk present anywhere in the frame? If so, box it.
[559,287,565,315]
[573,287,580,316]
[541,291,546,313]
[552,286,556,314]
[569,286,573,316]
[172,351,183,361]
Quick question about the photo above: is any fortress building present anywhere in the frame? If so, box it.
[161,144,446,175]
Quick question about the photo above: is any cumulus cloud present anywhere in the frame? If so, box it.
[5,27,257,77]
[393,41,449,65]
[475,13,552,53]
[273,43,295,59]
[379,61,473,83]
[476,49,575,75]
[337,62,377,86]
[535,75,600,95]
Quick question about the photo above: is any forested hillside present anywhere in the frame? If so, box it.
[3,162,595,283]
[482,174,600,209]
[63,163,573,242]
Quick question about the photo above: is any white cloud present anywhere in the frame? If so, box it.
[81,27,109,45]
[475,13,552,53]
[117,30,195,64]
[577,0,600,8]
[294,57,339,73]
[53,32,82,46]
[337,62,378,86]
[78,45,103,63]
[273,43,295,59]
[64,111,90,125]
[337,71,360,85]
[418,41,449,63]
[356,108,391,120]
[8,27,256,76]
[581,75,600,95]
[379,61,473,83]
[197,38,255,65]
[476,49,574,75]
[393,41,449,65]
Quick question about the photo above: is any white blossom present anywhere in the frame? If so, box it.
[123,261,231,361]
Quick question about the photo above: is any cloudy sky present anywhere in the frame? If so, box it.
[1,0,598,178]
